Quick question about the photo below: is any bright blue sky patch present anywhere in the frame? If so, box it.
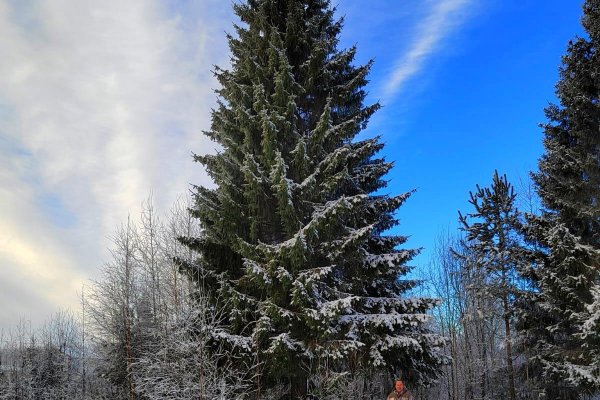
[337,0,585,266]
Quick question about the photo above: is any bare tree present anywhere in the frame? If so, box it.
[86,217,140,399]
[132,294,254,399]
[418,232,478,400]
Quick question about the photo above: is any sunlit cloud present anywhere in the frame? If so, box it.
[0,0,232,329]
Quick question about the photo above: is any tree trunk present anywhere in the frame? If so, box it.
[290,375,307,399]
[504,296,516,400]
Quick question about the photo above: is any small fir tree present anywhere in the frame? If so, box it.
[519,0,600,394]
[458,171,521,400]
[179,0,445,396]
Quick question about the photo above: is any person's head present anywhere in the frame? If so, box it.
[394,379,405,392]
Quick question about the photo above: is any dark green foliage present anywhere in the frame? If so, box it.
[519,0,600,394]
[179,0,445,395]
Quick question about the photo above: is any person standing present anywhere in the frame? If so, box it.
[387,379,414,400]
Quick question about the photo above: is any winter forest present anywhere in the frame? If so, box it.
[1,0,600,399]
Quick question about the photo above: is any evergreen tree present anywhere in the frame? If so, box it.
[179,0,445,396]
[519,0,600,394]
[457,171,521,400]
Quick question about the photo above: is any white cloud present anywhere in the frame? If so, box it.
[381,0,473,102]
[0,0,232,329]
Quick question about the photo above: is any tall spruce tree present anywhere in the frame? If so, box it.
[519,0,600,394]
[458,171,521,400]
[179,0,445,396]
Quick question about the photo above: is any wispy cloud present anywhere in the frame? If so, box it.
[0,0,232,329]
[381,0,473,102]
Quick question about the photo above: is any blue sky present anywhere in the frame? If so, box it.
[0,0,585,329]
[339,0,585,268]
